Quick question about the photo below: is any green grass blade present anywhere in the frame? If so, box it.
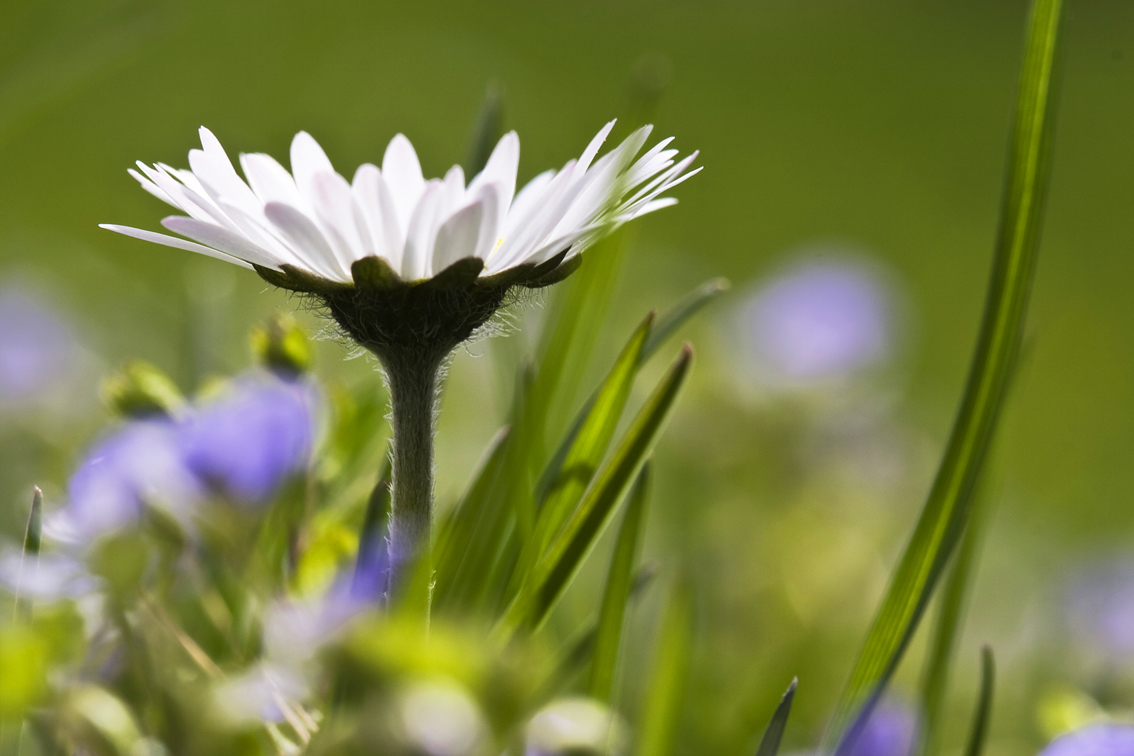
[963,647,996,756]
[588,463,651,702]
[354,452,391,578]
[825,0,1064,747]
[464,83,505,177]
[917,458,999,756]
[642,278,730,360]
[13,486,43,622]
[534,277,728,505]
[522,316,653,577]
[497,346,692,637]
[636,576,694,756]
[754,679,798,756]
[432,425,514,611]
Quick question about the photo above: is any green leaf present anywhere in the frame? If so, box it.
[917,457,1000,756]
[825,0,1064,746]
[588,463,651,702]
[535,277,728,505]
[497,346,692,637]
[754,678,798,756]
[432,426,512,612]
[636,576,694,756]
[642,278,729,360]
[354,451,391,582]
[519,315,653,585]
[963,647,996,756]
[13,486,43,622]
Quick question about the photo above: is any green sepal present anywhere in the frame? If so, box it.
[423,257,485,290]
[351,255,402,290]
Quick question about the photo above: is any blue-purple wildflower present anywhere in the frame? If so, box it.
[57,418,202,542]
[842,698,918,756]
[739,259,892,386]
[1066,560,1134,663]
[180,373,319,504]
[1039,724,1134,756]
[0,285,84,411]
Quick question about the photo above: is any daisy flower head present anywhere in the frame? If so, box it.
[102,122,699,360]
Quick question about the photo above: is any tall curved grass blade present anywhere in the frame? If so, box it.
[464,83,505,177]
[353,452,391,597]
[825,0,1064,747]
[518,315,653,588]
[642,278,730,360]
[497,346,692,637]
[535,277,728,505]
[636,575,694,756]
[588,463,651,702]
[432,424,514,611]
[917,422,1014,756]
[13,486,43,622]
[963,647,996,756]
[755,678,798,756]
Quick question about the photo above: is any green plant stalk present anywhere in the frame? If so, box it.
[963,647,996,756]
[588,463,651,702]
[636,575,694,756]
[13,487,43,622]
[384,351,444,604]
[755,678,798,756]
[917,444,999,756]
[824,0,1064,747]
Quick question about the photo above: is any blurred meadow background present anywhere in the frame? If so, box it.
[1,0,1133,754]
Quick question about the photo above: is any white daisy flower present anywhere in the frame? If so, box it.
[101,122,698,289]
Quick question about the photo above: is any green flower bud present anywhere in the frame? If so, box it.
[101,360,185,418]
[251,313,313,376]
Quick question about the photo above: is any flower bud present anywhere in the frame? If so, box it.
[251,314,313,376]
[101,360,184,418]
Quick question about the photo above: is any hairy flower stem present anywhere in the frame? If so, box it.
[382,347,444,604]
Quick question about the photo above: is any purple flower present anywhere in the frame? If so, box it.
[1065,560,1134,662]
[842,699,918,756]
[55,418,202,542]
[179,373,319,503]
[1040,724,1134,756]
[739,259,892,385]
[0,285,83,409]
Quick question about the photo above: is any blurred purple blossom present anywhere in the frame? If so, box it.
[180,373,319,503]
[739,259,892,385]
[1065,560,1134,662]
[0,285,84,410]
[842,698,918,756]
[1039,724,1134,756]
[53,418,203,543]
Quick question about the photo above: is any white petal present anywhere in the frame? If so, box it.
[432,199,484,273]
[468,131,518,229]
[310,171,368,266]
[188,129,264,218]
[401,181,443,280]
[352,164,403,270]
[289,131,337,212]
[128,168,176,206]
[382,134,426,233]
[240,153,304,207]
[577,120,616,173]
[99,224,254,269]
[469,182,503,260]
[494,161,580,268]
[503,170,555,233]
[263,202,350,281]
[161,217,283,270]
